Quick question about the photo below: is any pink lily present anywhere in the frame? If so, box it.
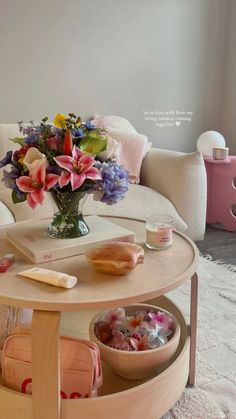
[58,170,71,188]
[54,146,101,191]
[16,160,59,209]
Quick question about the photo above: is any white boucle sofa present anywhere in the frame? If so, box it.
[0,124,207,241]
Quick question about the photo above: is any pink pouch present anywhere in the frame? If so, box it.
[2,334,102,399]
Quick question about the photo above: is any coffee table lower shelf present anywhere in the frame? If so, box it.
[0,297,190,419]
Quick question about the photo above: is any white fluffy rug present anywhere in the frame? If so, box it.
[163,256,236,419]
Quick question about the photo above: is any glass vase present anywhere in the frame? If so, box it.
[48,191,90,239]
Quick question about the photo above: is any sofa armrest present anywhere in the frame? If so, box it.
[140,148,207,241]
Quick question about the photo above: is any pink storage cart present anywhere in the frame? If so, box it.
[204,156,236,231]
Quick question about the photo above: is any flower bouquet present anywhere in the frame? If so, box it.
[0,113,129,238]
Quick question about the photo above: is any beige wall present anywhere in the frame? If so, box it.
[0,0,232,152]
[221,0,236,154]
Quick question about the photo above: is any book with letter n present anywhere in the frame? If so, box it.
[6,216,135,264]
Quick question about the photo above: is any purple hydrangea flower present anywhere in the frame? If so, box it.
[95,162,129,205]
[0,151,12,168]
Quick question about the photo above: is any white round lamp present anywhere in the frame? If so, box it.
[197,131,226,157]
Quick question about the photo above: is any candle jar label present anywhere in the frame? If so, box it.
[146,215,173,251]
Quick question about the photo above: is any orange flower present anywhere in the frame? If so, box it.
[127,314,144,329]
[63,129,73,155]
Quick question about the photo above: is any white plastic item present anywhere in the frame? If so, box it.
[18,267,77,289]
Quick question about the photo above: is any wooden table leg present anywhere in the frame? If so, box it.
[188,272,198,386]
[31,310,61,419]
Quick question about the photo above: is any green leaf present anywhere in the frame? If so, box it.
[12,190,27,204]
[79,135,107,156]
[11,137,25,146]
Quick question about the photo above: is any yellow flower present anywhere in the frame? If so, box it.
[18,156,25,165]
[53,114,67,129]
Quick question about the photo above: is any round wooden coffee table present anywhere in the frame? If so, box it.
[0,217,199,419]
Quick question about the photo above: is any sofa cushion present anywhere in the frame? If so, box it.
[0,185,187,232]
[141,149,206,240]
[92,114,138,134]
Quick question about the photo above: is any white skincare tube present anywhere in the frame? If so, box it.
[18,267,77,289]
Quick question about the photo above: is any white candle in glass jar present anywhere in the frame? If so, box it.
[146,215,173,250]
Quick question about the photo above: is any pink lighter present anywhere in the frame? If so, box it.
[0,254,15,273]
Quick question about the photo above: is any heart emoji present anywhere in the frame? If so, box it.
[175,121,181,127]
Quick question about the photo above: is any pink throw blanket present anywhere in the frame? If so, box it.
[107,129,147,183]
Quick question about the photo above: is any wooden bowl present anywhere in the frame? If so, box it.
[89,303,181,380]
